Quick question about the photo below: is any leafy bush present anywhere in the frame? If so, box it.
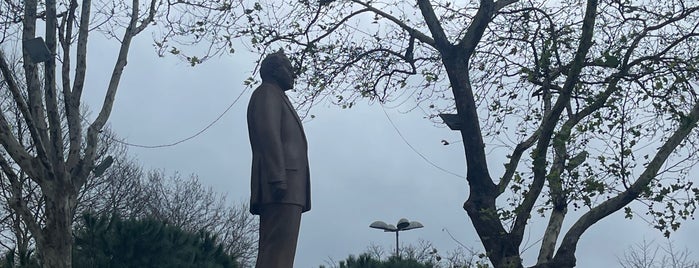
[322,254,433,268]
[72,213,236,268]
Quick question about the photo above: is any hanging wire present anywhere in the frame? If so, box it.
[101,89,247,149]
[380,104,464,179]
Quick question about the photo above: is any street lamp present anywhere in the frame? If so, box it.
[369,218,423,258]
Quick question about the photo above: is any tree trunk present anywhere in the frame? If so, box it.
[39,185,75,268]
[14,213,32,265]
[440,49,523,268]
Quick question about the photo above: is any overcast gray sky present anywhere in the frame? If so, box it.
[78,28,699,268]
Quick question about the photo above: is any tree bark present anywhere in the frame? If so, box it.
[419,0,523,266]
[440,48,521,267]
[38,183,76,268]
[1,0,155,267]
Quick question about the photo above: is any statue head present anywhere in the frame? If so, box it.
[259,49,295,90]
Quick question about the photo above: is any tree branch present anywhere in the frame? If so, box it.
[44,0,66,181]
[71,0,91,104]
[416,0,450,49]
[21,0,51,164]
[64,0,83,171]
[82,0,144,188]
[532,9,695,257]
[621,6,699,69]
[307,8,372,45]
[510,0,599,244]
[534,8,699,261]
[536,126,572,263]
[552,100,699,267]
[16,0,54,174]
[331,48,415,77]
[495,0,518,11]
[0,51,46,181]
[0,155,44,243]
[456,0,493,54]
[133,0,157,35]
[498,130,539,194]
[352,0,436,47]
[456,0,519,56]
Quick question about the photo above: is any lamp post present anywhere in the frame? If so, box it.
[369,218,423,258]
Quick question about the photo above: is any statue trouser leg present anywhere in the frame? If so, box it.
[255,203,303,268]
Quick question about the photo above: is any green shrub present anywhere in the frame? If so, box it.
[72,213,236,268]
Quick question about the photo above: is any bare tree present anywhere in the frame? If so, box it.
[619,239,699,268]
[324,240,490,268]
[0,61,143,262]
[75,134,147,220]
[236,0,699,267]
[1,123,256,267]
[218,201,259,267]
[0,0,158,265]
[0,46,43,266]
[141,170,258,267]
[0,0,249,266]
[0,107,138,265]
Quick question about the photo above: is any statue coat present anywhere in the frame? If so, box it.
[247,82,310,215]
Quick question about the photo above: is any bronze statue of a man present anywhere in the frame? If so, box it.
[247,50,310,268]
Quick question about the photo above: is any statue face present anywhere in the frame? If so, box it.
[260,52,296,90]
[277,56,295,90]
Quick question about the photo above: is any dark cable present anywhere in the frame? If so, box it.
[102,89,246,149]
[380,104,464,179]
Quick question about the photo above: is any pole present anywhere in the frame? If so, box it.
[395,231,399,259]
